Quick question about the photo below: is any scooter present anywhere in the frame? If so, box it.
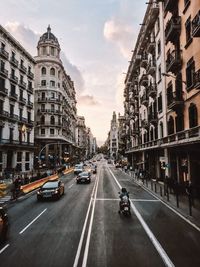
[118,194,131,216]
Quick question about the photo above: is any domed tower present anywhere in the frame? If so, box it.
[34,26,77,168]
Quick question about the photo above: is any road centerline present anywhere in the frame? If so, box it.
[109,168,175,267]
[19,208,47,234]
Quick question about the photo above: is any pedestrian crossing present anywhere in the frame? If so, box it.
[0,196,11,204]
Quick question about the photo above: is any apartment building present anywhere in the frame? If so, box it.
[76,115,87,161]
[124,0,200,196]
[34,26,77,168]
[0,25,35,177]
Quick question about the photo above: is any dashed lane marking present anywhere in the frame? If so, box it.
[0,244,10,255]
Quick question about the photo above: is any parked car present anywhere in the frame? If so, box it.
[74,164,84,175]
[37,180,65,201]
[0,206,9,244]
[76,172,91,184]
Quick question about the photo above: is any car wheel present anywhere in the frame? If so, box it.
[37,196,42,201]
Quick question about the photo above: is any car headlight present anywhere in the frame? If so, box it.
[54,190,59,194]
[37,191,41,195]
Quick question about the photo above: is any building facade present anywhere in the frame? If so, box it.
[76,115,87,161]
[34,26,77,168]
[0,25,35,177]
[123,0,200,196]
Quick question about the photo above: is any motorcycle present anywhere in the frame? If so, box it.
[118,193,131,216]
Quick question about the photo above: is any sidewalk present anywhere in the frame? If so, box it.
[126,170,200,229]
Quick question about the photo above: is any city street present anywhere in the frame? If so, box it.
[0,160,200,267]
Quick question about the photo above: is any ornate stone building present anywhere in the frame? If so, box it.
[34,26,77,168]
[0,25,35,176]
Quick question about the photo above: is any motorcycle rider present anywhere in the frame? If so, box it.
[119,187,130,212]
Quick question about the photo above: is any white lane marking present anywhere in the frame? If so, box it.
[109,168,175,267]
[134,179,200,232]
[82,171,100,267]
[19,208,47,234]
[68,183,74,189]
[95,198,159,202]
[0,244,10,255]
[73,176,98,267]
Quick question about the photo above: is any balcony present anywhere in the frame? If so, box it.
[146,60,156,76]
[146,40,156,54]
[37,97,47,103]
[166,50,181,75]
[27,101,33,108]
[10,57,19,68]
[148,113,157,125]
[140,55,148,68]
[192,11,200,37]
[27,86,33,94]
[193,69,200,89]
[0,87,8,96]
[0,48,9,59]
[130,129,139,136]
[19,97,26,105]
[148,84,157,98]
[167,90,184,111]
[0,67,8,78]
[19,80,27,89]
[27,70,34,79]
[19,64,27,74]
[9,91,18,101]
[141,119,149,129]
[165,16,181,44]
[145,3,159,32]
[140,73,148,86]
[164,0,177,13]
[10,74,18,84]
[0,110,9,119]
[141,93,149,106]
[8,113,19,121]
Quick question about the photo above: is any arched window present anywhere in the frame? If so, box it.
[50,116,55,125]
[189,103,198,128]
[41,67,46,75]
[160,122,163,138]
[168,116,174,135]
[40,115,45,125]
[50,67,55,76]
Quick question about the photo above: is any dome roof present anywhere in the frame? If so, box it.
[38,25,60,47]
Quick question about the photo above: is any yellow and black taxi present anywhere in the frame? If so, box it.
[0,206,9,244]
[37,180,65,201]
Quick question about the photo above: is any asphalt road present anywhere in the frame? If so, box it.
[0,160,200,267]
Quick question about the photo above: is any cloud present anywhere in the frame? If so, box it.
[103,18,135,59]
[77,95,100,106]
[4,21,85,95]
[5,21,39,56]
[60,52,85,95]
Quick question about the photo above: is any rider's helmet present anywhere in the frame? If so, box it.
[121,187,127,193]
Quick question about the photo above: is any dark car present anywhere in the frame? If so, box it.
[37,180,65,201]
[0,206,9,243]
[91,165,97,174]
[76,172,91,184]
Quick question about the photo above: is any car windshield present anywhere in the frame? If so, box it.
[42,182,58,189]
[79,172,89,177]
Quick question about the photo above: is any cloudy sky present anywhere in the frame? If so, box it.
[0,0,147,146]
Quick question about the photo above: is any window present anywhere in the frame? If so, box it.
[27,111,31,123]
[40,115,45,124]
[189,103,198,128]
[25,152,29,161]
[42,47,47,55]
[160,122,163,138]
[41,104,45,111]
[41,128,45,135]
[27,132,30,144]
[11,84,16,94]
[50,80,55,87]
[157,40,161,56]
[0,99,4,113]
[19,108,23,120]
[25,163,30,171]
[16,163,22,171]
[50,128,55,135]
[42,92,45,99]
[50,47,55,56]
[186,57,195,90]
[51,104,55,111]
[17,152,22,162]
[41,80,46,86]
[158,65,161,81]
[51,92,55,99]
[0,77,5,89]
[10,104,14,116]
[50,116,55,125]
[168,116,174,135]
[158,93,163,112]
[50,68,55,76]
[9,128,14,142]
[0,127,2,141]
[41,67,46,75]
[185,17,192,46]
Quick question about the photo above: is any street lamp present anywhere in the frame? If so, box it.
[162,73,187,85]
